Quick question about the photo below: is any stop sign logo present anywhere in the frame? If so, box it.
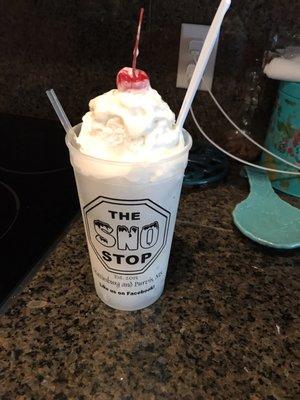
[83,197,171,275]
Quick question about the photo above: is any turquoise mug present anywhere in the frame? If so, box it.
[261,81,300,197]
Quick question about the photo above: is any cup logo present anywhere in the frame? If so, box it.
[83,197,170,275]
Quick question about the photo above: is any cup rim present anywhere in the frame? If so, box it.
[65,123,193,166]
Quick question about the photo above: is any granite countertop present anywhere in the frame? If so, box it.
[0,170,299,400]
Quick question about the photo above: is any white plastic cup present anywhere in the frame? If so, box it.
[66,124,192,310]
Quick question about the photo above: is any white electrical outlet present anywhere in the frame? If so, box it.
[176,23,219,91]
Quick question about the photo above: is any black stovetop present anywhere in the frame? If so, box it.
[0,115,79,311]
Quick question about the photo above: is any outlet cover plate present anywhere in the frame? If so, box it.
[176,23,219,91]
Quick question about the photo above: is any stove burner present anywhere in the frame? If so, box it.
[0,116,70,174]
[0,115,80,311]
[0,180,20,240]
[0,164,68,175]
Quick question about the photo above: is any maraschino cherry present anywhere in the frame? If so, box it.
[116,8,150,92]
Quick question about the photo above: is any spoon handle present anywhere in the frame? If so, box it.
[244,167,274,197]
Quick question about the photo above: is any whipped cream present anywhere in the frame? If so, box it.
[76,87,184,162]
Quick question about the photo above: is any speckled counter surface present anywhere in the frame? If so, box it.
[0,171,299,400]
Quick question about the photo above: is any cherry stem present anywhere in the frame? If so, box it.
[132,8,144,77]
